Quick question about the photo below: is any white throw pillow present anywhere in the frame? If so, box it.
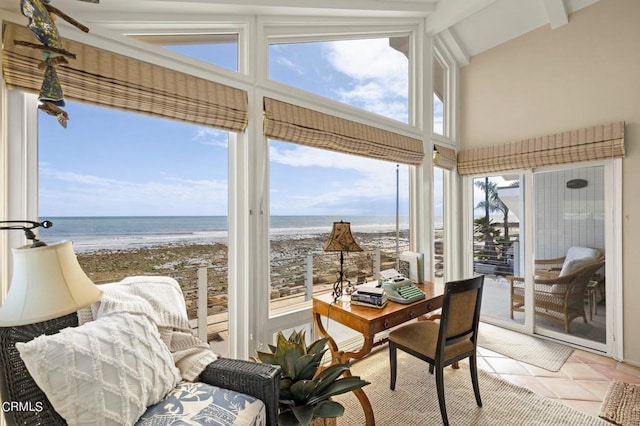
[16,313,180,426]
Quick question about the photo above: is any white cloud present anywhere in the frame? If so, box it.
[275,56,304,75]
[39,167,228,216]
[269,143,409,213]
[194,127,228,147]
[324,38,409,121]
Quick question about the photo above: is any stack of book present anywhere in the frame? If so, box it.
[351,285,387,308]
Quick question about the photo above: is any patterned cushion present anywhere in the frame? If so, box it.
[16,313,181,425]
[137,381,266,426]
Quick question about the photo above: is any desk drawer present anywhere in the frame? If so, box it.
[372,298,442,334]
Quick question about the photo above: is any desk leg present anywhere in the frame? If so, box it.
[313,312,376,426]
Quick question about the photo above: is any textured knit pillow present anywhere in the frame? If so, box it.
[16,313,181,426]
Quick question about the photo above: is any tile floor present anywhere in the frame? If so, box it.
[470,346,640,418]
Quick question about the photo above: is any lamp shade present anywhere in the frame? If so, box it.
[0,241,102,326]
[323,221,363,252]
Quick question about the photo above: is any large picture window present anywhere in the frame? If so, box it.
[268,140,410,314]
[38,100,232,355]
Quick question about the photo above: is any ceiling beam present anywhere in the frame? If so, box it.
[147,0,438,14]
[542,0,568,29]
[425,0,497,36]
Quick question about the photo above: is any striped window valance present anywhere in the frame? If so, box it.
[457,122,625,175]
[2,22,248,132]
[433,144,456,170]
[263,97,424,165]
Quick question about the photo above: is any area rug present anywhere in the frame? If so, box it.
[477,322,573,371]
[334,349,608,426]
[599,381,640,425]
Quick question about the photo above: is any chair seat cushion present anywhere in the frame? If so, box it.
[136,381,266,426]
[389,321,474,362]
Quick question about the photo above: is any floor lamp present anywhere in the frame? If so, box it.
[323,221,363,302]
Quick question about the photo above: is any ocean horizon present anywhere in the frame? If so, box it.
[40,215,420,253]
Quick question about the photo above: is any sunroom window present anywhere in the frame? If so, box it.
[268,36,410,123]
[130,33,239,72]
[268,139,410,314]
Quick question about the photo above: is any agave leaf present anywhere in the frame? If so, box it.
[279,397,296,407]
[306,376,370,405]
[267,343,277,353]
[311,364,350,396]
[307,337,329,355]
[254,351,277,365]
[283,342,306,378]
[297,359,321,381]
[313,400,345,418]
[278,410,302,426]
[291,405,315,426]
[294,354,320,381]
[290,379,316,404]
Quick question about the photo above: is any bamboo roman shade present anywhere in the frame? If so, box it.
[433,144,456,170]
[457,122,625,175]
[263,97,424,165]
[2,22,248,132]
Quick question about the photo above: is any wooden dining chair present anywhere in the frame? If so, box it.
[388,275,485,426]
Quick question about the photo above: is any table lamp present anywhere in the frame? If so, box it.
[323,221,363,302]
[0,221,102,326]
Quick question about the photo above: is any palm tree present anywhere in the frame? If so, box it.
[475,179,511,249]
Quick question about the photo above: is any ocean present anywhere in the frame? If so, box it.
[41,215,413,253]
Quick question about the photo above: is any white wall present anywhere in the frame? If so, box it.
[460,0,640,364]
[535,166,605,259]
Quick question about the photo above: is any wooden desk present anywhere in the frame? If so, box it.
[312,282,444,426]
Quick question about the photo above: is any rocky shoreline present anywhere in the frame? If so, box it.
[76,229,443,320]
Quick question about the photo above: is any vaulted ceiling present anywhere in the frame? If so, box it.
[0,0,599,60]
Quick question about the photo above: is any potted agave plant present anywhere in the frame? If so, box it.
[254,330,369,426]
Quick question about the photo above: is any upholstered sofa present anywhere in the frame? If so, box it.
[0,277,281,426]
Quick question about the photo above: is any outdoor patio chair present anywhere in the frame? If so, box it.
[533,246,604,278]
[509,258,605,333]
[389,275,484,426]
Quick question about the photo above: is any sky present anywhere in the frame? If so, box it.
[38,36,444,218]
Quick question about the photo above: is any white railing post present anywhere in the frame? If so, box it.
[305,254,313,301]
[197,265,208,343]
[374,248,381,279]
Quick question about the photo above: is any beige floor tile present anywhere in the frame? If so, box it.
[590,364,640,383]
[499,374,557,398]
[476,347,506,358]
[572,350,617,367]
[578,380,613,400]
[521,362,568,378]
[536,377,601,401]
[561,400,604,418]
[484,357,531,375]
[475,356,493,372]
[616,362,640,378]
[561,362,608,381]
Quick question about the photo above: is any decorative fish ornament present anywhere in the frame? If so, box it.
[20,0,62,49]
[39,65,65,106]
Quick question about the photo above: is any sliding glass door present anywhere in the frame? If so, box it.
[532,165,606,347]
[471,163,613,353]
[472,175,523,325]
